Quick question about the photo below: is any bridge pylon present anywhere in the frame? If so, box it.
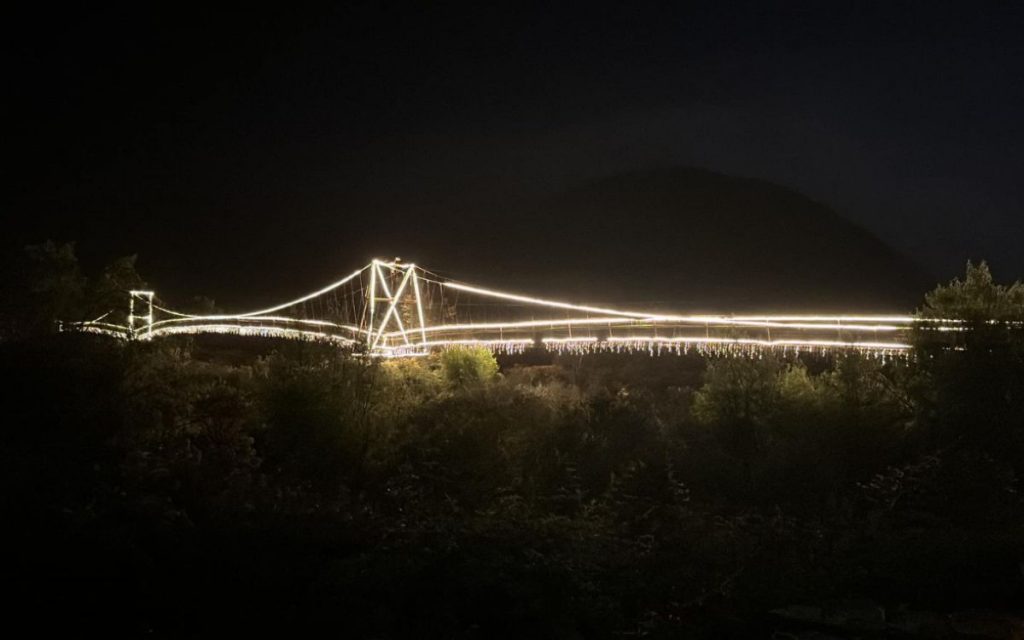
[128,290,154,339]
[364,259,429,353]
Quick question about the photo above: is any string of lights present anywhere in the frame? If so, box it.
[68,258,948,358]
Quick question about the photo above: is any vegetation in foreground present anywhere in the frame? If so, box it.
[1,245,1022,637]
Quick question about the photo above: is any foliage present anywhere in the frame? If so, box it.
[919,260,1024,322]
[914,261,1024,471]
[439,345,499,386]
[687,355,910,510]
[90,254,147,321]
[0,240,86,336]
[2,251,1023,635]
[0,241,146,338]
[25,240,87,322]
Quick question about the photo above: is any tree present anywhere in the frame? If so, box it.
[439,346,499,387]
[0,241,151,340]
[916,260,1024,352]
[919,260,1024,323]
[88,254,147,325]
[0,241,87,338]
[692,356,782,488]
[914,261,1024,472]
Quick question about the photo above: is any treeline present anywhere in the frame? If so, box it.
[1,249,1022,637]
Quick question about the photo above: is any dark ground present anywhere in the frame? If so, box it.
[2,329,1021,637]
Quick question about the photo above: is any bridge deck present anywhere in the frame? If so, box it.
[70,259,934,357]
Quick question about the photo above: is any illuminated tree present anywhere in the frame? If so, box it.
[919,260,1024,322]
[439,346,499,387]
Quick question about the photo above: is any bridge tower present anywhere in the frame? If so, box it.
[364,259,429,353]
[128,290,155,339]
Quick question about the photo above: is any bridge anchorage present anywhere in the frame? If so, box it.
[70,258,927,359]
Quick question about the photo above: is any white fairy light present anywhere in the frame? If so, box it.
[68,258,962,358]
[222,266,368,318]
[440,282,915,331]
[411,268,429,347]
[149,324,358,344]
[604,336,912,350]
[371,262,414,348]
[378,315,907,339]
[148,315,367,334]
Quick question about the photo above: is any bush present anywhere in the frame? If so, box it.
[439,346,499,387]
[5,266,1024,634]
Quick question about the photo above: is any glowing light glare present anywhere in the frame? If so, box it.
[148,324,358,344]
[371,263,414,348]
[379,316,906,339]
[77,321,130,333]
[86,311,113,324]
[128,290,155,338]
[231,265,367,318]
[381,336,911,355]
[442,281,649,319]
[382,316,636,337]
[440,282,910,331]
[377,350,431,358]
[152,303,197,318]
[77,324,130,338]
[164,265,369,319]
[731,314,916,323]
[147,315,367,334]
[368,261,377,346]
[71,258,935,358]
[411,269,428,346]
[413,338,534,348]
[605,336,912,350]
[679,316,905,331]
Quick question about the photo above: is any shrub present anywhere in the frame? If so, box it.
[439,346,499,387]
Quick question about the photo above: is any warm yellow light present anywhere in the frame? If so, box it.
[371,262,414,348]
[441,282,911,331]
[71,258,935,357]
[378,315,906,339]
[605,336,911,350]
[147,315,367,334]
[149,324,358,344]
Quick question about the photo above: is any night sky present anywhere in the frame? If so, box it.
[6,3,1023,307]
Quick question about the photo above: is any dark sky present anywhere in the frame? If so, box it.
[6,3,1023,306]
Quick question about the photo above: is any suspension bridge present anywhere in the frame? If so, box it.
[70,258,927,358]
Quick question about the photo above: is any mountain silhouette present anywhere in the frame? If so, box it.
[374,168,932,313]
[118,167,932,314]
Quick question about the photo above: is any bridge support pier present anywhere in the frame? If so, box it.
[129,290,154,339]
[364,260,429,354]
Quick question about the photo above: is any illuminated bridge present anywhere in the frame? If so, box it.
[72,259,925,358]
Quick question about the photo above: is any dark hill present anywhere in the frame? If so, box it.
[374,168,931,313]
